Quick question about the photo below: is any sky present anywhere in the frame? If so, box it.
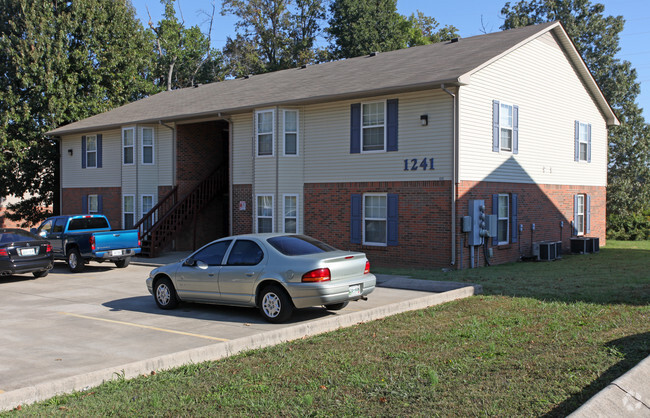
[130,0,650,121]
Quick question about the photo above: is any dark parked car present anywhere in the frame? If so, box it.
[0,228,53,278]
[146,234,376,323]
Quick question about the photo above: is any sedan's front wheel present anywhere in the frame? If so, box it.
[259,285,293,323]
[154,277,179,310]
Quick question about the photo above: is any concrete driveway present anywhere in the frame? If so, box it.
[0,260,479,410]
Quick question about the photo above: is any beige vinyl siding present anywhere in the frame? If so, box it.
[60,129,122,188]
[303,90,453,183]
[232,113,253,184]
[459,31,607,187]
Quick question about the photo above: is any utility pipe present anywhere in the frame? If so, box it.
[441,84,459,267]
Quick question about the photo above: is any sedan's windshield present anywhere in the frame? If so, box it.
[267,235,337,256]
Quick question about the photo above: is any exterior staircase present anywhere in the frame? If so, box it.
[135,164,228,257]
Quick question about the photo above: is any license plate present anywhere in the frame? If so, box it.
[111,250,123,256]
[20,248,37,256]
[348,284,361,297]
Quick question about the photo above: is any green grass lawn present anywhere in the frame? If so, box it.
[5,241,649,417]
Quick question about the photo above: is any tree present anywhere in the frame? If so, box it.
[148,0,225,90]
[405,11,459,47]
[0,0,158,226]
[327,0,410,59]
[221,0,326,78]
[501,0,650,225]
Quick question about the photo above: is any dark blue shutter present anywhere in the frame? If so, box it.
[511,194,518,243]
[386,99,398,152]
[82,195,88,213]
[81,136,87,168]
[587,124,592,163]
[387,194,399,246]
[573,194,579,235]
[574,121,580,161]
[350,104,361,154]
[512,105,519,154]
[351,194,362,244]
[586,194,591,234]
[97,134,103,168]
[492,100,500,152]
[492,194,498,245]
[98,195,103,214]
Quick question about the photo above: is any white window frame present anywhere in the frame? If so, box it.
[497,194,510,245]
[122,127,135,165]
[283,109,299,156]
[499,103,513,152]
[88,194,99,214]
[141,194,154,219]
[363,193,387,246]
[256,194,274,233]
[123,194,135,229]
[283,194,299,233]
[141,127,155,165]
[86,135,98,168]
[256,109,275,157]
[578,122,589,162]
[361,100,386,153]
[576,194,585,236]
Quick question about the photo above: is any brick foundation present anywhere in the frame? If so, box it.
[232,184,253,235]
[61,187,122,229]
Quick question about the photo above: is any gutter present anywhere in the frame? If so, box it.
[441,84,459,267]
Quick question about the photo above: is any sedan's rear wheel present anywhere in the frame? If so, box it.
[324,301,348,311]
[32,270,49,278]
[259,284,293,323]
[154,277,179,310]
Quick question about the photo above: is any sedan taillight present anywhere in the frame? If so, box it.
[46,244,52,253]
[302,268,331,282]
[0,248,8,256]
[364,261,370,274]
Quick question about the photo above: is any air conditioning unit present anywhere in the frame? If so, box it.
[532,241,560,261]
[570,237,600,254]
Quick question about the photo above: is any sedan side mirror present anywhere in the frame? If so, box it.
[196,260,208,270]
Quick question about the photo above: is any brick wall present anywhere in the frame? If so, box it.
[232,184,253,235]
[457,181,606,268]
[176,121,228,197]
[61,187,122,229]
[303,181,452,268]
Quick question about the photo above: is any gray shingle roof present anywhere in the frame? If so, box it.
[47,22,615,136]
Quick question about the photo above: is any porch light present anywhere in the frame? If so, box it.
[420,114,428,126]
[68,149,73,156]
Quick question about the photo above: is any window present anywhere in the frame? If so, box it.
[123,128,135,165]
[256,195,273,233]
[123,195,135,229]
[283,195,298,233]
[88,195,99,214]
[364,194,387,245]
[268,235,337,255]
[492,100,519,154]
[500,104,513,151]
[141,195,154,218]
[141,127,154,164]
[497,194,509,244]
[53,217,66,233]
[86,135,97,168]
[226,240,264,266]
[283,110,298,156]
[362,102,385,152]
[575,194,585,236]
[256,110,274,156]
[575,122,591,162]
[193,240,232,266]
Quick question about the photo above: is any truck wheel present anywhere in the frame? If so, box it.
[67,248,84,273]
[114,257,130,268]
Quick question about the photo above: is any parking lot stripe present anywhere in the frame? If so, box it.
[59,312,230,342]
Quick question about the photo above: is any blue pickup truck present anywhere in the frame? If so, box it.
[33,215,141,272]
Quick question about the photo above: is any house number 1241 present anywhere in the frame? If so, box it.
[403,158,434,171]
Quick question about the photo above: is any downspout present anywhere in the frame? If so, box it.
[159,121,175,248]
[441,84,459,266]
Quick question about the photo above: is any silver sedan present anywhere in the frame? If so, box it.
[146,234,376,322]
